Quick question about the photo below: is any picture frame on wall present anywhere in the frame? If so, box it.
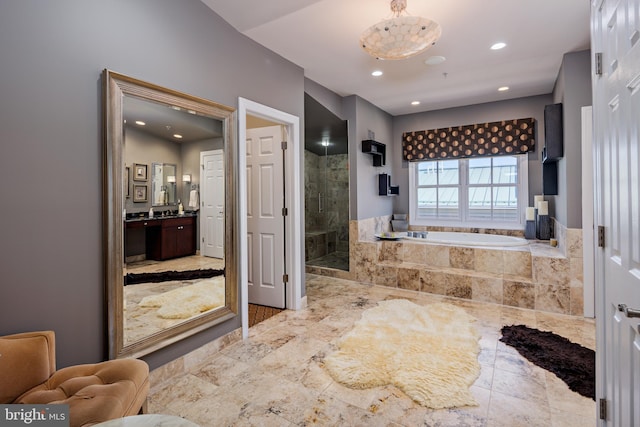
[125,166,130,198]
[133,163,147,181]
[133,185,147,202]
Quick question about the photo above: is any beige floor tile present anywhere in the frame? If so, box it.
[487,390,551,427]
[148,273,596,426]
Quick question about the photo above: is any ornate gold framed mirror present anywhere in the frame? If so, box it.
[103,70,238,359]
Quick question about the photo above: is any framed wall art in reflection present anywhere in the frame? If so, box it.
[133,163,147,181]
[133,185,147,202]
[125,166,130,198]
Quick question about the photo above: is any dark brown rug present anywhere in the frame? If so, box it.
[500,324,595,400]
[124,268,224,285]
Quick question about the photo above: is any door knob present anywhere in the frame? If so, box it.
[618,304,640,318]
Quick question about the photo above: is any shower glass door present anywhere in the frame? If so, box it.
[304,94,349,271]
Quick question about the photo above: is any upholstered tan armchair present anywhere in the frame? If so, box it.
[0,331,149,427]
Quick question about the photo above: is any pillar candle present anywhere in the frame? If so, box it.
[534,195,544,207]
[526,207,536,220]
[538,201,549,216]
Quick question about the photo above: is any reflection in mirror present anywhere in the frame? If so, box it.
[104,70,238,359]
[151,162,177,206]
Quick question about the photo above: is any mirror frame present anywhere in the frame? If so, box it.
[103,70,238,359]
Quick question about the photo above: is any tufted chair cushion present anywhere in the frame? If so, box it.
[0,331,149,427]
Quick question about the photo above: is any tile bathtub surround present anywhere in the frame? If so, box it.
[305,217,586,316]
[349,216,586,316]
[148,274,596,426]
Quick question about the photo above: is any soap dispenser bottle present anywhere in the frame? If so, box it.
[178,199,184,215]
[149,207,154,218]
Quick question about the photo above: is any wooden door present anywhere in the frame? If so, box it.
[246,125,286,309]
[201,150,225,259]
[592,0,640,424]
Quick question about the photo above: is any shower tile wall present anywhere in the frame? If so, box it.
[305,150,349,261]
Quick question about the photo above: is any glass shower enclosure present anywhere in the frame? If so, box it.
[304,94,349,271]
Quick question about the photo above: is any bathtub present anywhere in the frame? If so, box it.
[403,231,528,247]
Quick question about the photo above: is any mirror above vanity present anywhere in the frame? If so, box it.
[103,70,238,359]
[151,162,177,207]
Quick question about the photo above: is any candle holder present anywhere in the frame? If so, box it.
[525,206,536,240]
[537,214,551,240]
[535,198,548,240]
[525,220,536,239]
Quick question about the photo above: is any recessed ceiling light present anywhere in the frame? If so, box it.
[371,70,383,77]
[411,101,421,106]
[491,42,506,50]
[498,86,509,92]
[424,55,446,65]
[173,134,183,139]
[135,120,146,126]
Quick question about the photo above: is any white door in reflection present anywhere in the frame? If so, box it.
[246,125,285,309]
[201,150,224,259]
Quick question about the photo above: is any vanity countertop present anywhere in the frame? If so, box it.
[125,212,197,222]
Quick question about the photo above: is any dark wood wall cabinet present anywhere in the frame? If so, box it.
[362,140,386,166]
[125,215,197,261]
[378,173,399,196]
[542,103,564,163]
[541,103,563,195]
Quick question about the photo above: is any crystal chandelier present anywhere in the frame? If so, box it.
[360,0,442,60]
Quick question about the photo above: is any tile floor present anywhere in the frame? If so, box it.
[149,274,596,427]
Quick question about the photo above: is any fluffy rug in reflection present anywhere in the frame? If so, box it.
[324,299,481,409]
[138,276,225,319]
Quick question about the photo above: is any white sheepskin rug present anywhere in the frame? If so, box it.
[324,299,481,409]
[138,276,225,319]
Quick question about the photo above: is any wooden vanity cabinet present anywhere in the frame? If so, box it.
[125,218,160,259]
[146,216,196,260]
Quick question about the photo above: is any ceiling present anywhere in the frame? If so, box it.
[201,0,591,116]
[124,96,223,143]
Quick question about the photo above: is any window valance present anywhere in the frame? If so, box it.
[402,117,535,161]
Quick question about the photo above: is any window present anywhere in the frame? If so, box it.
[409,155,528,229]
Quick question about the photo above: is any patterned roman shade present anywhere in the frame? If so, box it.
[402,117,535,161]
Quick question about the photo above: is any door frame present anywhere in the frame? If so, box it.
[238,97,304,339]
[581,106,595,318]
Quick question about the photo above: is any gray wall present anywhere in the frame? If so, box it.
[0,0,304,369]
[344,95,395,220]
[124,127,182,214]
[391,95,553,215]
[551,50,592,228]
